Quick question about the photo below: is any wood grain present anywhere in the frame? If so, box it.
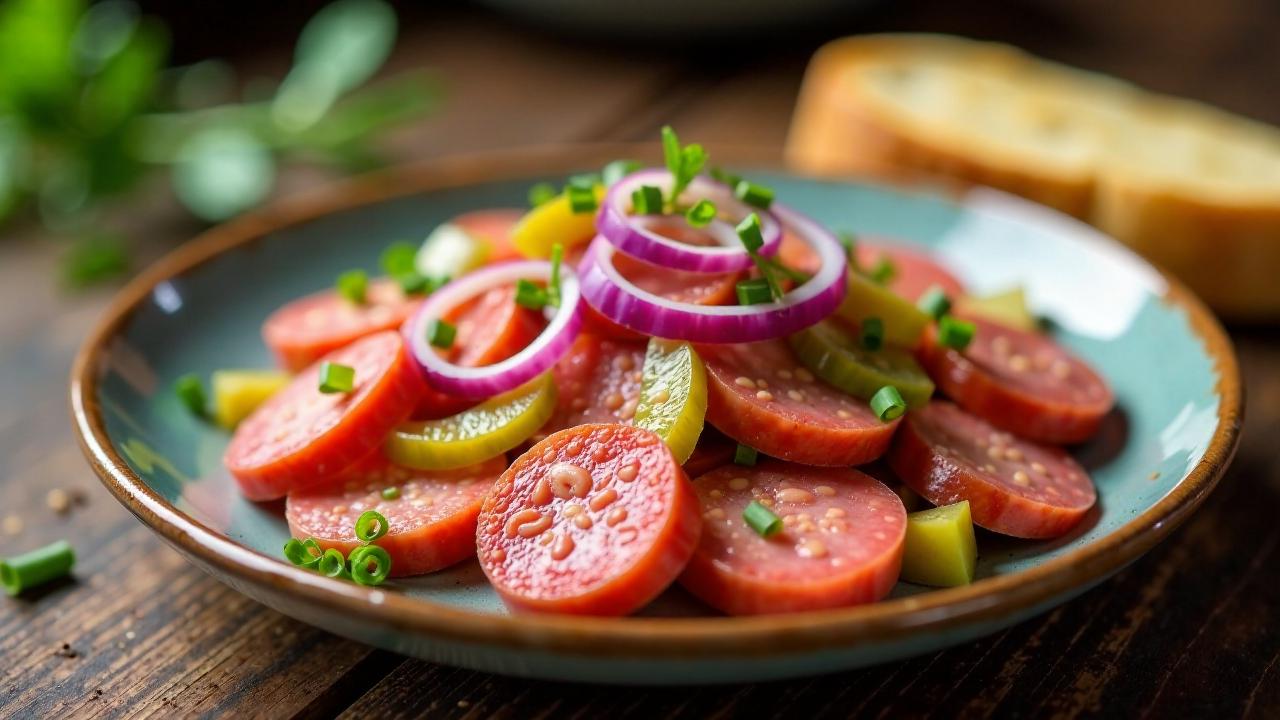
[2,4,1278,718]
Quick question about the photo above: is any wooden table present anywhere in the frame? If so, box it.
[3,5,1279,718]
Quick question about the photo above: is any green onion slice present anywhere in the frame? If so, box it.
[685,199,717,228]
[428,319,456,349]
[735,213,764,253]
[743,501,782,538]
[318,362,355,394]
[565,181,598,214]
[548,243,564,307]
[380,242,417,277]
[1,540,75,597]
[355,510,390,543]
[734,180,774,210]
[631,185,664,215]
[336,269,368,305]
[349,545,392,586]
[381,486,401,501]
[917,286,952,320]
[174,373,207,417]
[860,317,885,351]
[868,258,896,285]
[733,443,758,467]
[938,316,976,350]
[527,182,557,208]
[870,385,907,422]
[735,278,772,306]
[514,278,548,310]
[318,548,348,578]
[283,538,323,569]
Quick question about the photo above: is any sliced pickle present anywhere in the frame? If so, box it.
[633,338,707,464]
[833,272,931,347]
[788,319,935,407]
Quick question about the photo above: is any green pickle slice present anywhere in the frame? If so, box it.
[632,338,707,464]
[788,319,935,407]
[834,272,931,347]
[384,373,556,470]
[900,501,978,587]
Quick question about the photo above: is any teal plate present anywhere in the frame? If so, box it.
[71,146,1241,684]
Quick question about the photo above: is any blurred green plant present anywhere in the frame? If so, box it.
[0,0,439,286]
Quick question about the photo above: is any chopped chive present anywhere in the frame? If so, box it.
[734,180,774,210]
[685,199,717,228]
[565,182,597,214]
[548,243,564,307]
[631,185,664,215]
[839,231,860,270]
[661,125,682,182]
[349,545,392,586]
[318,362,355,394]
[709,166,742,188]
[318,548,348,578]
[336,269,368,304]
[860,317,885,351]
[736,213,764,253]
[355,510,390,543]
[514,278,548,310]
[395,271,431,295]
[917,286,952,320]
[381,486,401,501]
[1,540,75,597]
[868,257,896,285]
[427,319,456,349]
[174,373,207,417]
[938,316,976,350]
[380,242,417,277]
[743,501,782,538]
[283,538,323,569]
[734,443,759,467]
[602,159,641,187]
[528,182,557,208]
[736,278,772,306]
[870,386,907,422]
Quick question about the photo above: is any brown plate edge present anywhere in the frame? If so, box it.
[68,142,1243,661]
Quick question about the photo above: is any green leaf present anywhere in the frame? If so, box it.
[62,232,129,287]
[72,0,139,74]
[172,127,274,221]
[271,0,397,133]
[0,0,82,131]
[79,15,168,133]
[293,70,438,151]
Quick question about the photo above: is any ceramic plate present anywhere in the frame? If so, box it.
[71,146,1241,684]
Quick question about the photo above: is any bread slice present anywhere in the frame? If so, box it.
[786,34,1280,319]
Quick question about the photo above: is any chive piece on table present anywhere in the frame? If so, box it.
[350,545,392,586]
[1,540,75,597]
[427,319,456,349]
[734,180,774,210]
[514,278,548,310]
[336,269,368,304]
[743,501,783,538]
[870,385,907,422]
[355,510,390,543]
[528,182,557,208]
[685,199,717,228]
[917,286,952,320]
[860,317,885,351]
[174,373,207,417]
[318,362,355,394]
[735,278,772,306]
[631,185,664,215]
[602,159,641,187]
[380,242,417,277]
[734,443,759,467]
[735,212,764,253]
[938,316,977,350]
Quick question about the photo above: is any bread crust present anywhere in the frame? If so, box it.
[786,34,1280,318]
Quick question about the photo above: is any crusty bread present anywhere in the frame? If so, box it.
[786,34,1280,319]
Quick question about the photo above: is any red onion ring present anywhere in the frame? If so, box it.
[404,260,583,399]
[597,168,783,273]
[578,202,847,343]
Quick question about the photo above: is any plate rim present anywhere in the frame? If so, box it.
[69,143,1243,660]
